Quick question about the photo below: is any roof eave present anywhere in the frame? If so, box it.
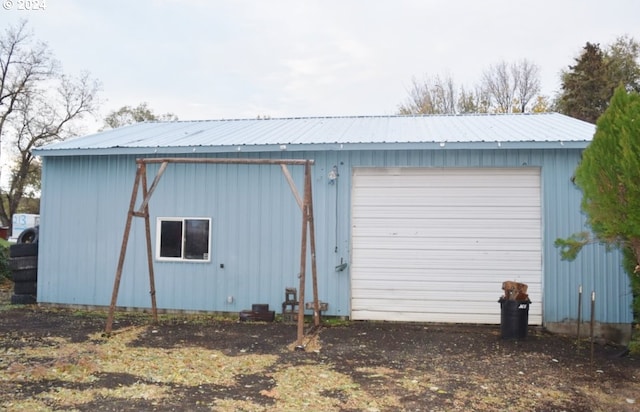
[32,140,590,157]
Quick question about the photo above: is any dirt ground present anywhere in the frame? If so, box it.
[0,284,639,411]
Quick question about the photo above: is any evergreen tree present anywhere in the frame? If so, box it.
[574,86,640,261]
[557,86,640,349]
[557,43,610,123]
[557,36,640,123]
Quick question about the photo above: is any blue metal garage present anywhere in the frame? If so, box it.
[33,113,632,342]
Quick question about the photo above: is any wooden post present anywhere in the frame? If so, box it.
[296,164,311,346]
[576,284,582,351]
[140,163,158,323]
[280,164,303,210]
[590,291,595,365]
[137,161,168,214]
[105,164,143,334]
[306,161,320,328]
[105,157,319,343]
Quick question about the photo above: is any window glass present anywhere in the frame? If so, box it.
[184,219,210,260]
[157,218,211,262]
[160,220,182,258]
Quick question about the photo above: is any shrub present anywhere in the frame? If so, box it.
[0,238,10,281]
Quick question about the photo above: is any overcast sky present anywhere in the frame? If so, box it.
[1,0,640,132]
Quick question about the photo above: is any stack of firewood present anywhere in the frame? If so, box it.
[501,281,529,301]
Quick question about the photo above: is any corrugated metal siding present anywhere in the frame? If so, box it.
[34,113,594,156]
[38,155,137,306]
[38,153,301,310]
[38,152,353,316]
[540,149,631,323]
[37,147,631,324]
[350,167,542,324]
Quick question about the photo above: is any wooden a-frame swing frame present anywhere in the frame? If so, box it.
[105,157,320,346]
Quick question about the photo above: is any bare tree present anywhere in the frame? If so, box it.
[1,21,56,173]
[398,75,458,115]
[482,61,517,113]
[515,59,541,112]
[481,59,541,113]
[399,59,542,115]
[0,21,101,228]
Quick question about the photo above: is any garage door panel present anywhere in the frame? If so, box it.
[353,286,505,299]
[353,224,542,239]
[353,285,540,300]
[354,186,540,201]
[351,167,542,324]
[354,169,540,187]
[351,237,541,251]
[354,311,541,325]
[353,297,496,311]
[353,216,542,227]
[353,273,540,293]
[354,310,542,325]
[353,195,539,208]
[353,310,503,324]
[351,268,541,283]
[353,249,541,263]
[355,262,540,275]
[353,205,541,220]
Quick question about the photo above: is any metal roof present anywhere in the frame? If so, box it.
[34,113,596,156]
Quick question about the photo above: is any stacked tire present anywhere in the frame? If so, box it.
[9,226,39,304]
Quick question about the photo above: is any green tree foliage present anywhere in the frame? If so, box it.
[0,238,10,282]
[530,95,552,113]
[606,35,640,92]
[397,75,458,115]
[622,247,640,328]
[573,87,640,260]
[557,36,640,123]
[103,102,178,129]
[556,87,640,347]
[457,85,488,114]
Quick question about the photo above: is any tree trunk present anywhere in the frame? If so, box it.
[631,238,640,273]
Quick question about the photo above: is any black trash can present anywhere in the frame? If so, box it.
[499,297,530,339]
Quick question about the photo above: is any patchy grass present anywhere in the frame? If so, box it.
[0,307,639,411]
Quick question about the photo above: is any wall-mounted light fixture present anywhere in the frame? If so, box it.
[328,165,339,184]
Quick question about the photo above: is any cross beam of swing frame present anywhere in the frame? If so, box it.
[105,157,319,347]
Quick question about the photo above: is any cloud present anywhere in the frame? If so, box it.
[2,0,639,126]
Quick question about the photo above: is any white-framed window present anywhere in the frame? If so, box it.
[156,217,211,262]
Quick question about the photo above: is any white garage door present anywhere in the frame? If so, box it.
[351,167,542,324]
